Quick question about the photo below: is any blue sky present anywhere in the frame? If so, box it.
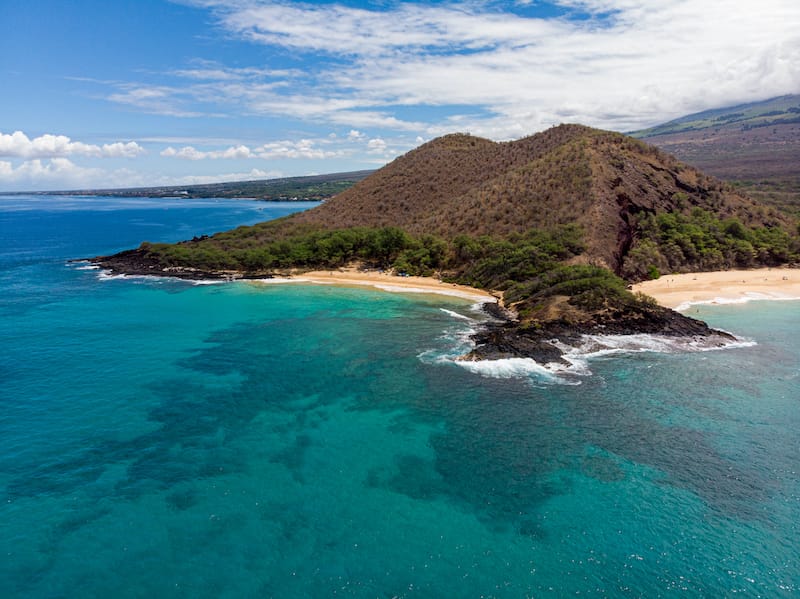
[1,0,798,191]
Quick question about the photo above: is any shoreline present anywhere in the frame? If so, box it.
[278,268,498,303]
[252,268,497,303]
[632,267,800,310]
[88,253,497,304]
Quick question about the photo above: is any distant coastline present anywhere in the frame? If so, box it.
[632,267,800,310]
[0,170,372,201]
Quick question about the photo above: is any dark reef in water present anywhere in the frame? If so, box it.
[465,300,736,364]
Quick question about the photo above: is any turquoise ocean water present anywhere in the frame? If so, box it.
[1,195,798,597]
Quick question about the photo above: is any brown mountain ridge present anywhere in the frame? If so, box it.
[291,124,788,273]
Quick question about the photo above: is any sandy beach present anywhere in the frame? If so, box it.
[252,268,497,303]
[632,268,800,310]
[250,266,800,310]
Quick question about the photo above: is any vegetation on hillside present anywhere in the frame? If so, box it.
[621,208,799,279]
[731,179,800,218]
[138,224,584,280]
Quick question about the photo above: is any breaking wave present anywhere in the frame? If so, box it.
[422,314,756,385]
[675,293,800,312]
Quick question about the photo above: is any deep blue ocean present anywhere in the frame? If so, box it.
[1,195,798,597]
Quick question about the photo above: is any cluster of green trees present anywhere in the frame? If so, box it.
[622,208,799,279]
[139,221,657,315]
[140,224,587,282]
[141,227,425,273]
[504,264,646,312]
[445,225,585,288]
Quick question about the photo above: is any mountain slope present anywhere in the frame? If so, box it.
[630,95,800,187]
[291,124,788,272]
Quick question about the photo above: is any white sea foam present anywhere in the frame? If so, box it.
[68,262,100,271]
[97,270,130,281]
[675,293,800,312]
[191,279,228,286]
[557,333,756,373]
[439,308,475,322]
[96,270,177,284]
[434,328,756,385]
[456,357,584,385]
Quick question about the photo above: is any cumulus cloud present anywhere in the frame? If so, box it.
[161,139,339,160]
[0,157,288,191]
[0,131,145,159]
[0,158,108,188]
[171,168,285,185]
[176,0,800,135]
[367,138,388,154]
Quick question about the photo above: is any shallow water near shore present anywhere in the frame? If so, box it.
[1,196,799,596]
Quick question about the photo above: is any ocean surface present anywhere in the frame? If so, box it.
[1,195,798,597]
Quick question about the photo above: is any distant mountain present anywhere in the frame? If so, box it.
[630,96,800,213]
[632,95,800,140]
[10,170,374,201]
[293,124,787,272]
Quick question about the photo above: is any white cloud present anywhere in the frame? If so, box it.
[211,1,558,56]
[108,85,215,118]
[0,131,145,159]
[181,0,800,135]
[161,139,339,160]
[171,168,285,185]
[172,62,300,82]
[161,145,254,160]
[367,138,388,154]
[0,157,287,191]
[0,158,108,188]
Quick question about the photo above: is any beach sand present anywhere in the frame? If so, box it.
[632,268,800,310]
[251,268,497,303]
[249,266,800,310]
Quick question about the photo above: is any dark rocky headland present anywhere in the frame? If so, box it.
[465,299,736,365]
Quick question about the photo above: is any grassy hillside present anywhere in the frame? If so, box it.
[292,125,789,272]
